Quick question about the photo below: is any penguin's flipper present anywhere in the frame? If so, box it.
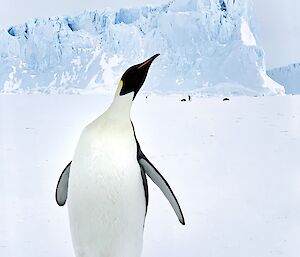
[131,122,185,224]
[55,161,72,206]
[138,152,185,225]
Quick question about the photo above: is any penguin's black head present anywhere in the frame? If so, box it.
[119,54,159,99]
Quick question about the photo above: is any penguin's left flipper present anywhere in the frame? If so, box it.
[55,161,72,206]
[137,146,185,225]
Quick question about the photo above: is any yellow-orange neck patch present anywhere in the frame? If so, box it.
[119,80,123,90]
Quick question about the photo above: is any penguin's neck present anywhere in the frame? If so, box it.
[105,92,134,121]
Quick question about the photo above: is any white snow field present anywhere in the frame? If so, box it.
[0,94,300,257]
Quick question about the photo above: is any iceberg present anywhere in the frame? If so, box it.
[0,0,284,95]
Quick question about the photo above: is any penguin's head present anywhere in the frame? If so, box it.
[117,54,159,100]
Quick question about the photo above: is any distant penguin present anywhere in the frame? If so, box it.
[55,54,185,257]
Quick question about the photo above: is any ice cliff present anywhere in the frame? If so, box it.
[0,0,284,95]
[267,63,300,94]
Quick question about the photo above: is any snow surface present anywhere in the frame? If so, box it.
[267,63,300,95]
[0,0,284,96]
[0,94,300,257]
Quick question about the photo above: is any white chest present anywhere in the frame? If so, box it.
[67,118,146,257]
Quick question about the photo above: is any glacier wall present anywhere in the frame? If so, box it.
[267,63,300,95]
[0,0,284,95]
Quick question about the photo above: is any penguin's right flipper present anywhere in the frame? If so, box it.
[136,142,185,225]
[55,161,72,206]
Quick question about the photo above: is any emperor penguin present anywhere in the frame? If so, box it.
[55,54,185,257]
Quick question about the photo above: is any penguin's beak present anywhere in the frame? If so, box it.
[119,54,160,99]
[131,54,159,99]
[138,54,160,70]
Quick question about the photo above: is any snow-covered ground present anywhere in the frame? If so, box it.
[0,94,300,257]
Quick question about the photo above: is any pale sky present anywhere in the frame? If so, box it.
[0,0,164,27]
[252,0,300,69]
[0,0,299,69]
